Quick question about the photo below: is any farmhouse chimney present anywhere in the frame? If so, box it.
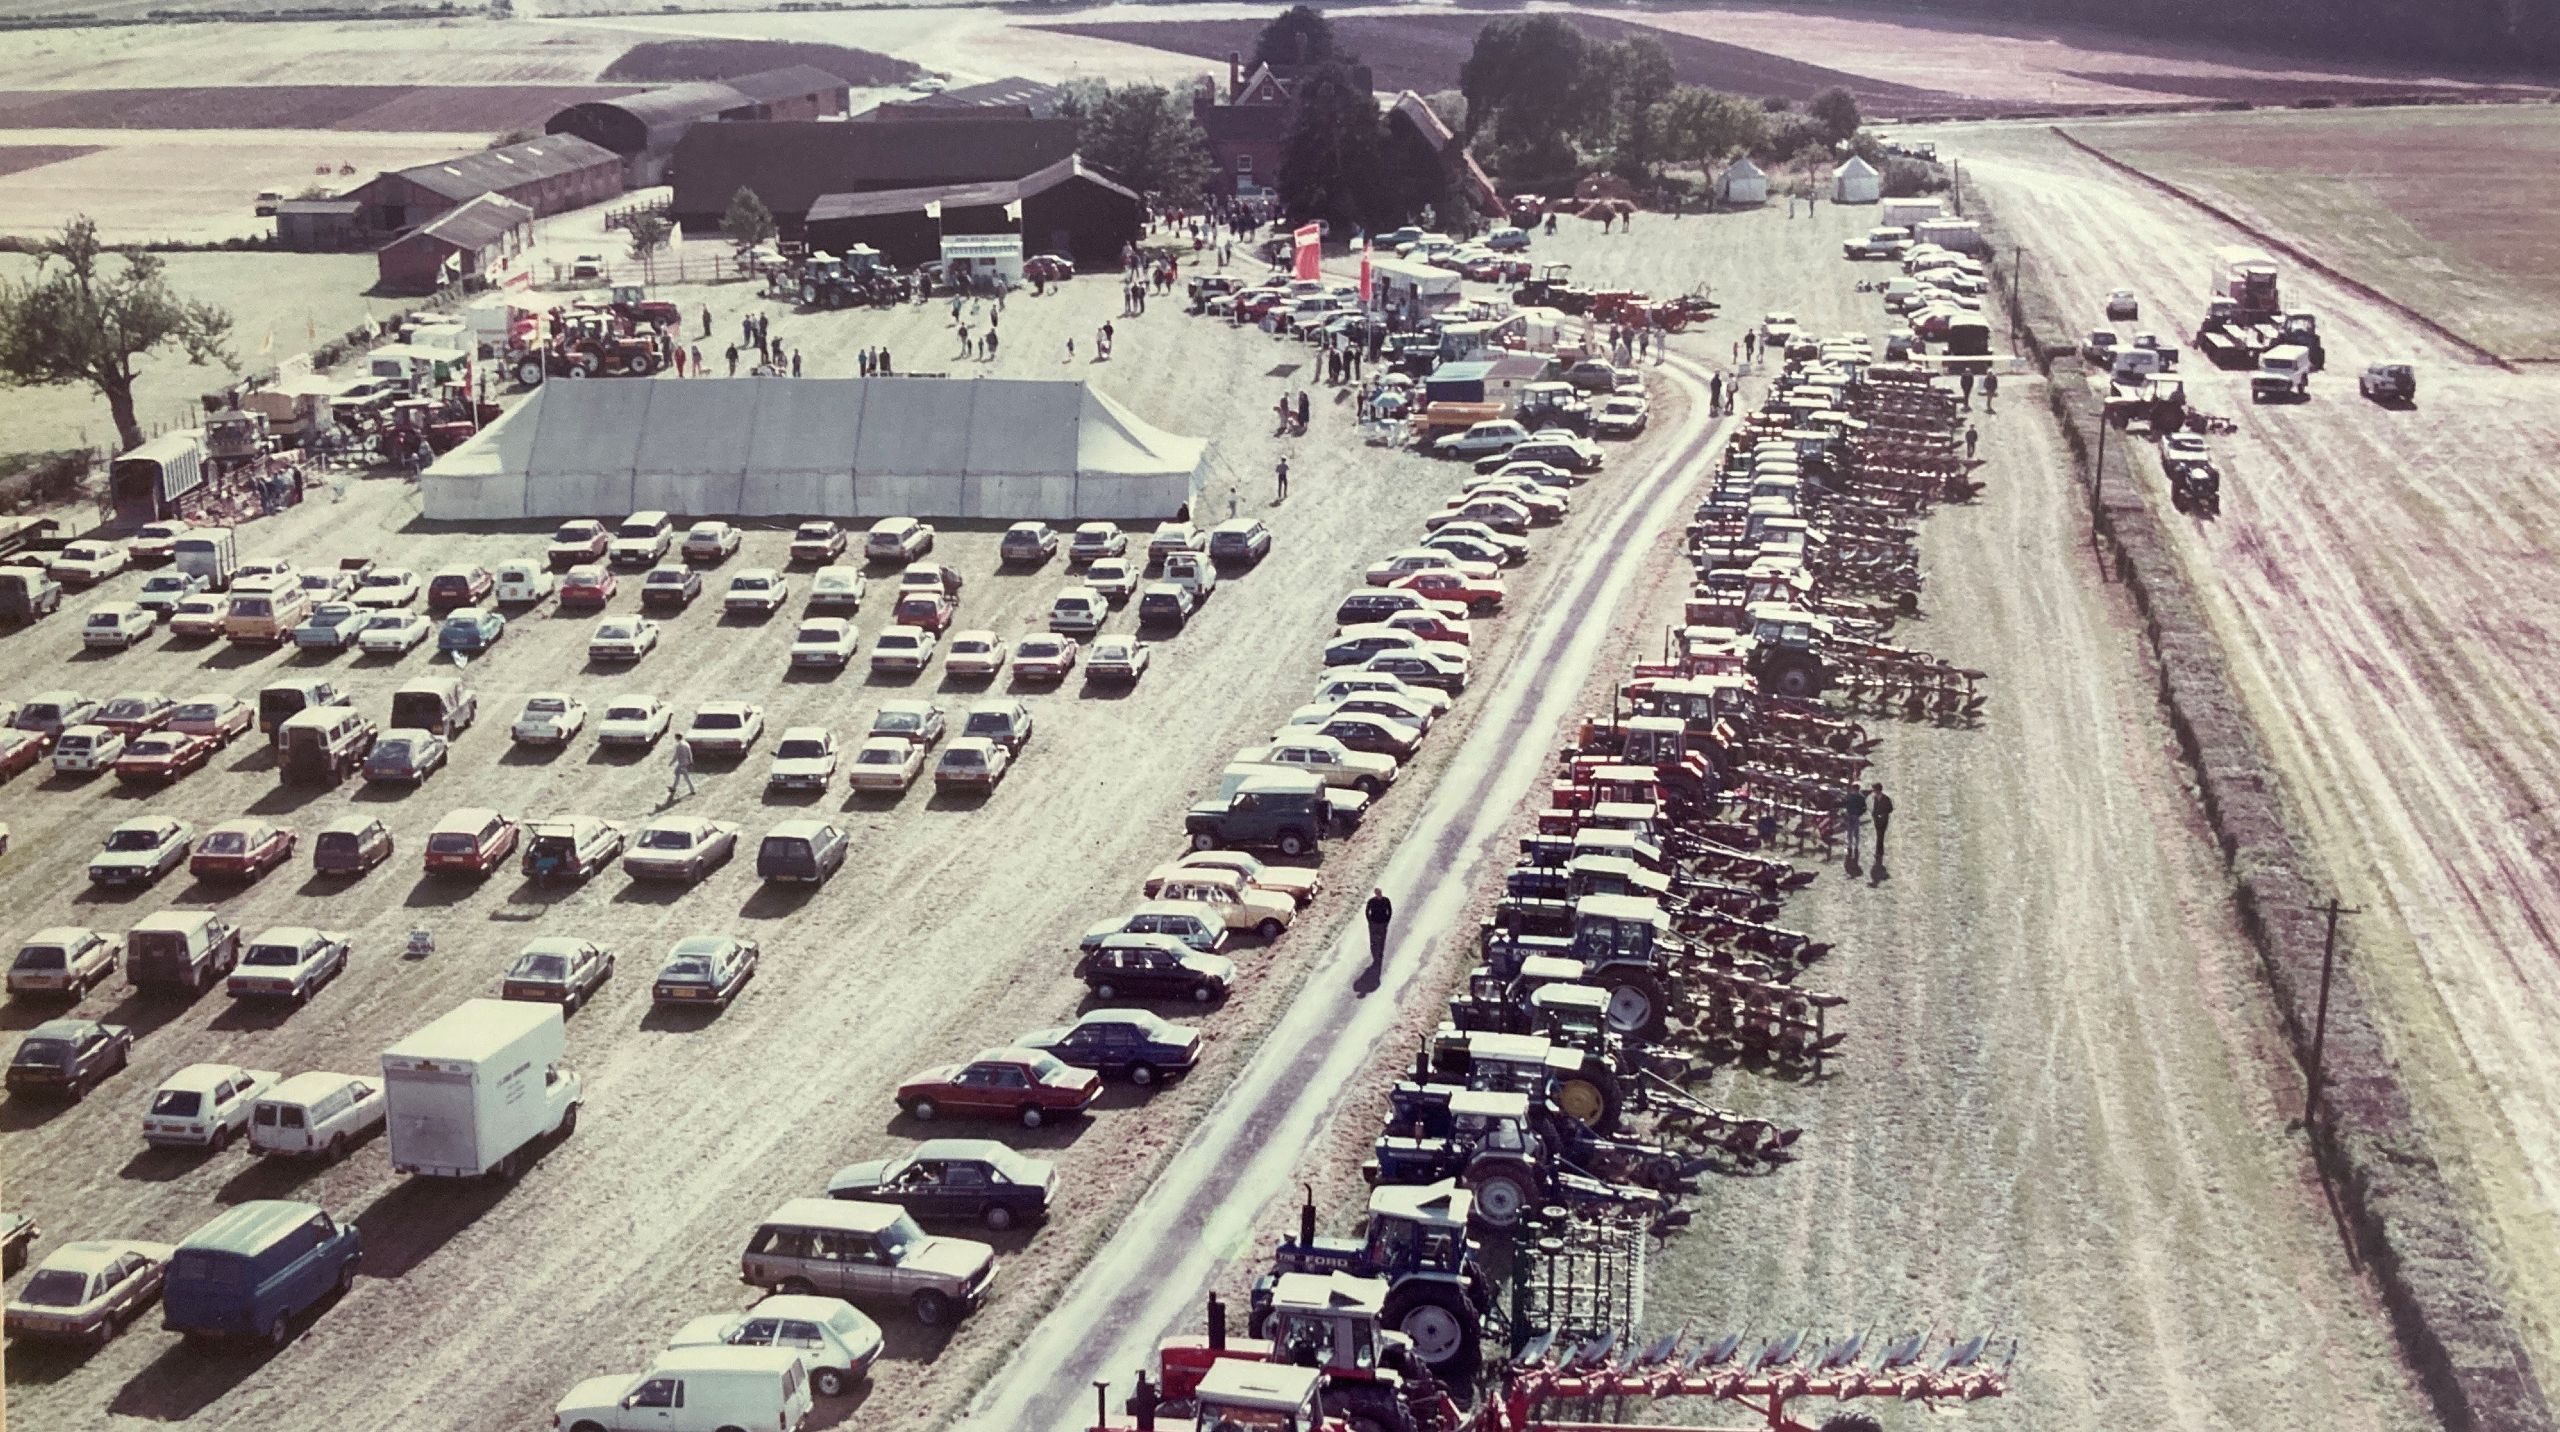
[1229,51,1242,98]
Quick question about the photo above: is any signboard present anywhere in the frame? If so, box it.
[1293,223,1321,283]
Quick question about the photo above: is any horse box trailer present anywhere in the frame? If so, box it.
[381,999,581,1180]
[110,430,206,526]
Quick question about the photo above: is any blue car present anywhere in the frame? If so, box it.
[1014,1008,1202,1086]
[291,602,364,650]
[436,606,505,654]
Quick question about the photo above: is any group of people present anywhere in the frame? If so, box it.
[1839,783,1896,879]
[1273,386,1313,435]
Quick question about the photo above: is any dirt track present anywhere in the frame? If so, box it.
[1946,119,2560,1381]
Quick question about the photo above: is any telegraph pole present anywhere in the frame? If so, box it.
[2303,895,2363,1139]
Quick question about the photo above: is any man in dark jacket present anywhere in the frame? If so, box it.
[1839,785,1869,874]
[1366,888,1393,964]
[1869,783,1894,875]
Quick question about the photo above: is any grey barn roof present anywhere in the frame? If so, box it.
[393,135,618,202]
[724,65,850,103]
[409,193,532,250]
[804,155,1135,224]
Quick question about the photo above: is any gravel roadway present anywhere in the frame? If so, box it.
[0,265,1676,1430]
[1948,118,2560,1378]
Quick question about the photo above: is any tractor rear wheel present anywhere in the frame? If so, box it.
[1465,1164,1532,1230]
[1769,664,1817,699]
[1600,969,1668,1041]
[1551,1058,1623,1134]
[1381,1282,1479,1376]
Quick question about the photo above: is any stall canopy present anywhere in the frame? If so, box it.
[423,377,1206,521]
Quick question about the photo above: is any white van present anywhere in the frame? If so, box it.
[251,1071,388,1160]
[554,1346,812,1432]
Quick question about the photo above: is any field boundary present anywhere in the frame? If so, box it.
[1963,180,2555,1432]
[2046,123,2521,371]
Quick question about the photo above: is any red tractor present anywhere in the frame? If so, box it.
[1118,1278,1461,1432]
[513,313,662,384]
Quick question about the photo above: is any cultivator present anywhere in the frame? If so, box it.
[1469,1329,2012,1432]
[1503,1208,1648,1358]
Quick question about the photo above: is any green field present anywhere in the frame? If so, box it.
[2073,106,2560,360]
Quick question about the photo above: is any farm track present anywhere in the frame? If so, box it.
[1947,124,2560,1380]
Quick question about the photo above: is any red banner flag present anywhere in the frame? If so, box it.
[1358,237,1372,304]
[1293,222,1322,282]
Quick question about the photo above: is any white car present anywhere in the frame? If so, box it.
[53,724,127,774]
[357,611,433,653]
[944,630,1007,678]
[1146,522,1205,567]
[865,517,935,563]
[790,618,858,668]
[1365,548,1498,587]
[1070,522,1128,565]
[588,616,662,663]
[1049,586,1107,636]
[596,695,673,748]
[1288,690,1439,734]
[724,569,789,615]
[766,727,838,792]
[684,701,765,756]
[492,560,555,605]
[225,927,351,1004]
[1240,734,1398,795]
[48,540,127,586]
[808,565,865,611]
[2,1239,176,1346]
[1013,634,1078,681]
[511,693,588,745]
[870,625,937,674]
[1085,557,1138,602]
[665,1294,884,1399]
[143,1063,279,1149]
[81,603,155,649]
[352,567,420,609]
[1594,395,1651,437]
[847,735,926,792]
[1086,634,1150,684]
[684,520,744,564]
[249,1071,388,1160]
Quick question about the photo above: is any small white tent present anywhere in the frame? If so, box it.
[1715,157,1768,206]
[422,377,1205,522]
[1832,155,1881,204]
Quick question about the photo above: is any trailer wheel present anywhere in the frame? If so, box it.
[1382,1283,1478,1375]
[516,359,545,387]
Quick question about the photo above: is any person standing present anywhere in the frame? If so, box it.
[1295,389,1311,431]
[1868,783,1894,875]
[1984,372,1999,413]
[877,347,891,375]
[790,349,801,378]
[1710,371,1724,414]
[1964,426,1979,462]
[700,305,712,339]
[1275,456,1289,502]
[1839,783,1869,874]
[690,344,703,377]
[1365,887,1393,965]
[668,734,697,800]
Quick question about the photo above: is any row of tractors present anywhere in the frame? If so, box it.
[1084,325,2010,1432]
[506,288,686,386]
[1512,264,1718,333]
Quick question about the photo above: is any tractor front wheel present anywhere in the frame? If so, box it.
[1465,1165,1532,1229]
[1382,1283,1479,1375]
[1601,969,1668,1041]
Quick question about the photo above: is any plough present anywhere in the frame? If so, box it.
[1470,1328,2013,1432]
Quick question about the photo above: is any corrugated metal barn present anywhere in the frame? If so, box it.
[802,157,1140,269]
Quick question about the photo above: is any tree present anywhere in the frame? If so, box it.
[1459,16,1601,181]
[0,217,233,453]
[1807,86,1862,146]
[1604,35,1678,180]
[1254,5,1344,68]
[625,214,671,286]
[1064,82,1214,201]
[1277,62,1384,233]
[722,187,777,253]
[1650,86,1771,175]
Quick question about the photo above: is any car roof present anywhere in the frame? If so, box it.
[764,1196,903,1234]
[161,1061,254,1091]
[177,1200,325,1257]
[430,808,502,832]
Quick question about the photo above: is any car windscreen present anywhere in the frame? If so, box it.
[17,1269,91,1307]
[151,1089,203,1116]
[243,943,304,966]
[638,829,694,850]
[103,829,164,851]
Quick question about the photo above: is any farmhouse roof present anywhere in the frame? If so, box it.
[277,199,362,216]
[1390,90,1500,213]
[672,116,1078,217]
[411,193,533,250]
[804,156,1135,223]
[394,135,618,202]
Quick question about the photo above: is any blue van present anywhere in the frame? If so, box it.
[162,1200,361,1345]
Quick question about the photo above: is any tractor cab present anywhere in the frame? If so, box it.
[1745,602,1832,699]
[1255,1182,1490,1380]
[1612,716,1690,768]
[1431,1026,1620,1130]
[1262,1273,1396,1374]
[1194,1361,1328,1432]
[1628,675,1752,735]
[1563,854,1667,901]
[1528,980,1613,1048]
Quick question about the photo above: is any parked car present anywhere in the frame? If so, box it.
[625,817,741,882]
[684,521,744,565]
[423,808,519,877]
[7,1018,132,1098]
[165,693,251,743]
[1047,586,1108,636]
[1079,902,1229,954]
[1365,548,1498,587]
[17,691,98,737]
[88,816,192,887]
[136,571,203,617]
[808,566,866,611]
[50,539,128,587]
[865,517,935,563]
[869,701,946,748]
[168,596,226,638]
[361,729,449,784]
[1434,420,1529,461]
[944,630,1007,679]
[7,927,118,1000]
[1074,935,1233,1005]
[587,616,661,664]
[1593,394,1651,437]
[1085,634,1150,684]
[641,565,702,610]
[999,522,1059,565]
[788,522,847,565]
[511,693,588,745]
[501,937,614,1010]
[766,728,838,792]
[2,1239,173,1346]
[652,934,758,1008]
[81,604,155,651]
[286,603,361,650]
[248,1072,387,1161]
[225,927,351,1004]
[827,1139,1056,1229]
[848,736,926,793]
[1145,848,1320,906]
[791,618,858,668]
[596,695,673,748]
[897,562,964,596]
[560,565,617,607]
[1290,692,1437,741]
[130,519,191,564]
[724,569,790,616]
[112,730,216,785]
[1323,626,1461,671]
[869,626,937,675]
[143,1063,278,1149]
[1152,868,1298,939]
[662,1295,883,1399]
[892,588,955,632]
[1012,634,1078,682]
[1083,558,1139,604]
[436,606,504,654]
[1069,522,1127,565]
[1136,582,1195,630]
[1364,649,1470,693]
[520,817,625,883]
[1017,1009,1202,1085]
[756,820,849,884]
[548,519,610,569]
[959,700,1033,753]
[1147,522,1206,567]
[932,738,1010,792]
[739,1198,990,1325]
[159,1198,361,1345]
[312,814,393,876]
[609,510,674,568]
[425,564,493,610]
[492,561,555,606]
[1207,518,1273,566]
[1392,568,1504,612]
[684,702,764,756]
[897,1049,1100,1129]
[353,567,420,609]
[356,611,432,654]
[188,818,297,882]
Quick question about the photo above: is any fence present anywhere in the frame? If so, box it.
[533,251,756,292]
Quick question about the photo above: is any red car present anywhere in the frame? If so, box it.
[189,817,297,880]
[426,565,494,610]
[424,807,521,877]
[113,730,218,785]
[0,729,50,781]
[1235,289,1289,322]
[896,1047,1103,1129]
[1393,613,1471,648]
[559,565,617,607]
[893,590,955,632]
[1392,569,1504,613]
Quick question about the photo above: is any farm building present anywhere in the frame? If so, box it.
[869,76,1065,120]
[1190,55,1374,200]
[1385,91,1500,218]
[376,193,534,296]
[547,66,853,186]
[422,377,1205,522]
[669,115,1079,231]
[801,156,1141,269]
[1715,157,1769,206]
[1832,155,1882,204]
[273,198,364,251]
[346,134,621,236]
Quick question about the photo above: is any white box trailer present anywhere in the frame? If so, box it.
[1881,197,1944,230]
[382,998,581,1180]
[1912,218,1984,254]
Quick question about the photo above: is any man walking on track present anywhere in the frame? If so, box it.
[668,735,696,800]
[1366,888,1393,965]
[1275,457,1289,503]
[1839,784,1869,875]
[1869,783,1895,876]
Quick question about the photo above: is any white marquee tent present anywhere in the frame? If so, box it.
[422,377,1206,522]
[1714,157,1768,206]
[1832,155,1881,204]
